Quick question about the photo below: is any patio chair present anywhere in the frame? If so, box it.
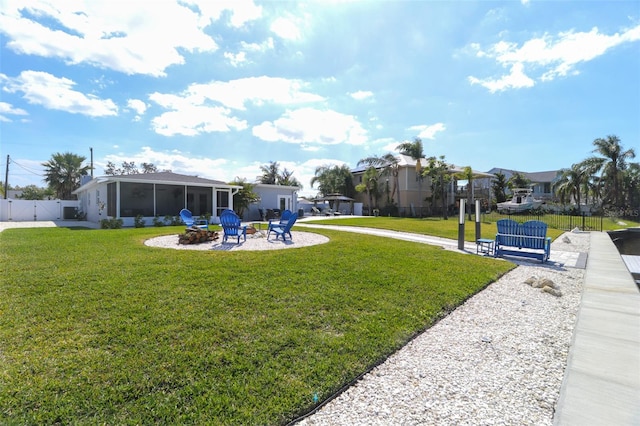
[267,209,292,239]
[220,209,246,243]
[268,212,298,241]
[179,209,208,230]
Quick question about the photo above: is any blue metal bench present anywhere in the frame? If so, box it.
[495,219,551,263]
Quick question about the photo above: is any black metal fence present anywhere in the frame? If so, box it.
[483,211,604,232]
[361,206,605,231]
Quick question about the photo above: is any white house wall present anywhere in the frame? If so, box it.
[246,186,298,221]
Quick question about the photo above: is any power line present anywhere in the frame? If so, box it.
[10,159,44,177]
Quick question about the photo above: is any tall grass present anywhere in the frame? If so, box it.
[0,226,514,424]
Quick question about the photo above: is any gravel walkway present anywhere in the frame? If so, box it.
[295,231,590,426]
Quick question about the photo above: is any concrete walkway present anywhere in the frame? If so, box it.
[0,220,100,232]
[553,232,640,426]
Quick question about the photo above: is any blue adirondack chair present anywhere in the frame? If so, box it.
[220,209,246,243]
[180,209,208,230]
[267,209,292,237]
[268,212,298,241]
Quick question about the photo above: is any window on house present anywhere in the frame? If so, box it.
[216,190,229,216]
[107,183,116,217]
[120,182,154,217]
[156,184,183,216]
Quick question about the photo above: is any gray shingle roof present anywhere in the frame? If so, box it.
[100,171,227,185]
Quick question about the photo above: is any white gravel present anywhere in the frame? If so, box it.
[296,231,590,426]
[144,230,329,251]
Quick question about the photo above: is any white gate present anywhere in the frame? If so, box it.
[8,201,37,221]
[0,199,79,221]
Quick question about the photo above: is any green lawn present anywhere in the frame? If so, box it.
[0,226,514,424]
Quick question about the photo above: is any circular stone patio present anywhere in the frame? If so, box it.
[144,230,329,251]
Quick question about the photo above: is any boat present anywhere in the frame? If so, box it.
[497,188,543,213]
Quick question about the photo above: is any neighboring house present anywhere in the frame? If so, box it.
[351,154,493,214]
[488,168,562,200]
[73,172,241,227]
[244,184,299,222]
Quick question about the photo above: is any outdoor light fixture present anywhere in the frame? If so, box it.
[458,199,465,250]
[475,199,481,241]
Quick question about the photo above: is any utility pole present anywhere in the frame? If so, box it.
[90,147,94,177]
[3,155,9,200]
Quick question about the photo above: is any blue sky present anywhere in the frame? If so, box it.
[1,0,639,197]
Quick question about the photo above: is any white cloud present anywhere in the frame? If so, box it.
[188,0,263,28]
[0,0,264,76]
[0,100,28,121]
[148,77,325,136]
[468,63,535,93]
[242,38,275,53]
[408,123,447,140]
[271,16,303,41]
[151,105,248,136]
[186,77,325,110]
[468,24,640,92]
[349,90,374,101]
[127,99,147,115]
[224,51,249,67]
[2,70,118,116]
[253,107,368,147]
[126,99,147,121]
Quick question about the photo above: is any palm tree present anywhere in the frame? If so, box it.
[355,166,379,215]
[554,163,586,208]
[423,155,452,219]
[258,161,280,184]
[277,168,302,189]
[357,153,400,206]
[575,158,600,207]
[229,177,260,217]
[397,137,425,216]
[589,135,636,207]
[42,152,91,200]
[310,164,354,199]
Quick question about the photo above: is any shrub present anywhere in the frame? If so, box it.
[100,218,123,229]
[134,215,146,228]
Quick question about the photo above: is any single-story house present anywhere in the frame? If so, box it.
[73,172,241,227]
[244,183,299,222]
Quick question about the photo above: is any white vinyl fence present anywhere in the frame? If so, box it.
[0,199,80,222]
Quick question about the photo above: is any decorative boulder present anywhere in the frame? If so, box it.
[523,276,562,297]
